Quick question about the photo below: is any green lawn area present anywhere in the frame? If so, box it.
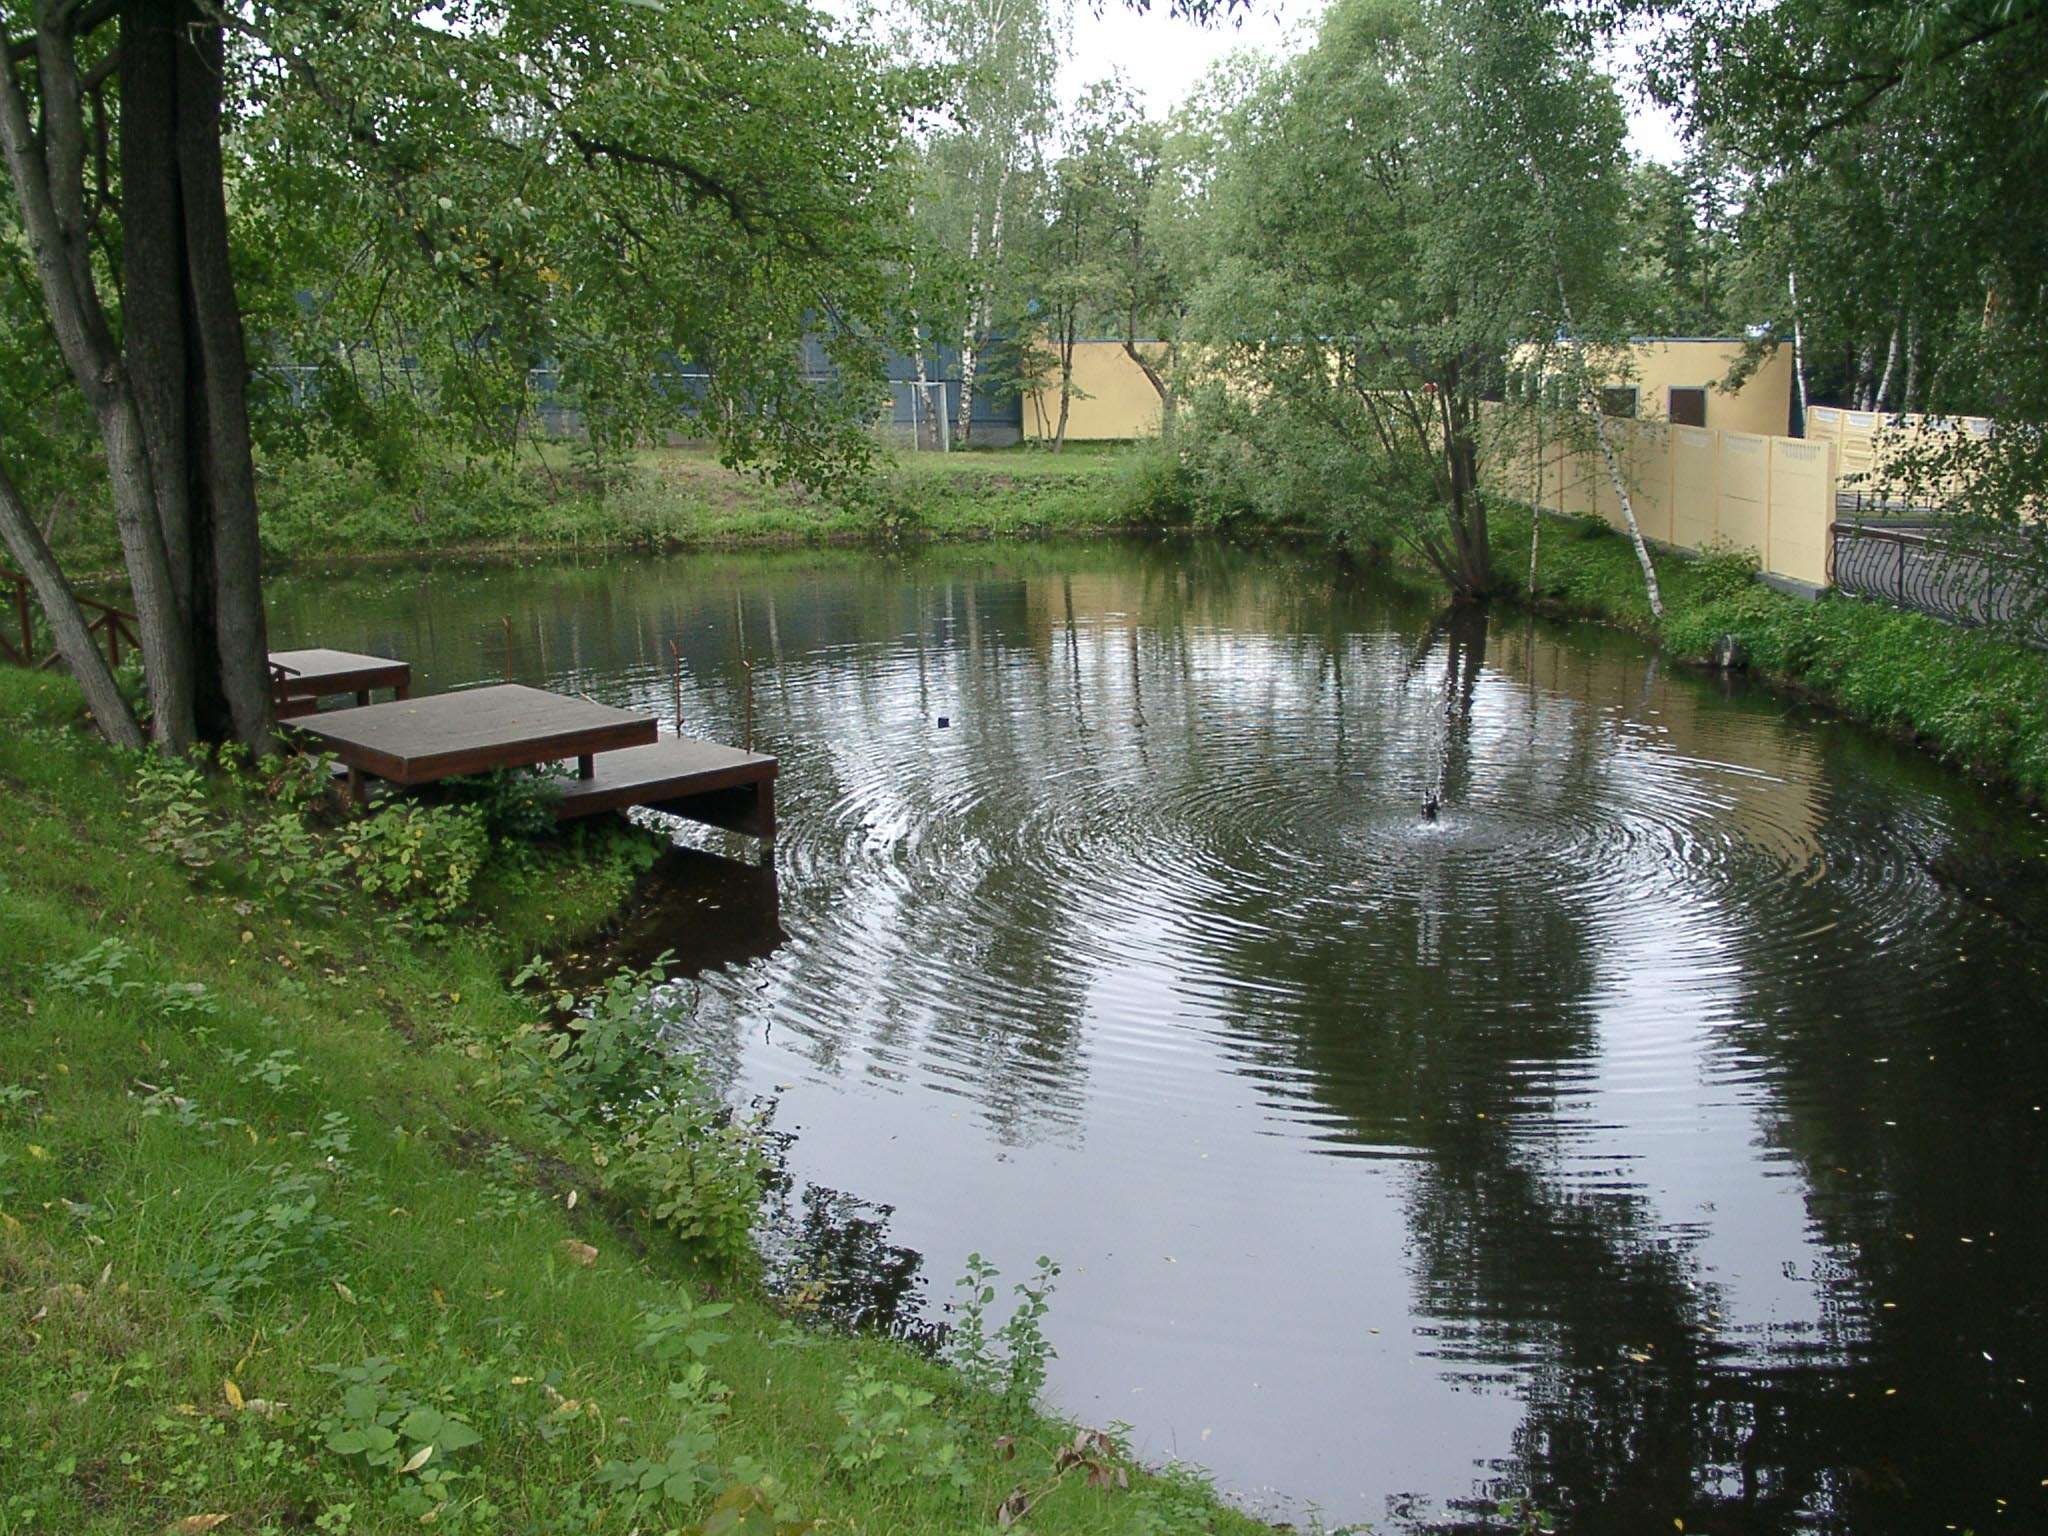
[239,443,1161,569]
[0,666,1261,1536]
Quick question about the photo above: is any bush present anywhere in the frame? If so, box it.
[1109,439,1195,525]
[337,801,490,931]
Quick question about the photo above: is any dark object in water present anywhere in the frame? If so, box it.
[1421,793,1440,822]
[1710,632,1751,671]
[937,715,951,728]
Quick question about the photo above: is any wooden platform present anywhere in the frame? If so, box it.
[553,738,777,840]
[270,648,410,718]
[288,683,657,800]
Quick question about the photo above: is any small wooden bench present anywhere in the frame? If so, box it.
[270,648,410,719]
[553,738,777,840]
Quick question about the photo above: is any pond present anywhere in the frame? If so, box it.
[268,538,2048,1534]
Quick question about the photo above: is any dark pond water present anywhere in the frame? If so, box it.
[268,538,2048,1534]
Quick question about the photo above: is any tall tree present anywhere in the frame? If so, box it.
[1188,0,1632,599]
[902,0,1064,444]
[2,0,920,748]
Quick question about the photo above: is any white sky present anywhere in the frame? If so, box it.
[1054,0,1688,164]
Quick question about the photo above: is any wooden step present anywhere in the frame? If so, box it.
[553,737,777,839]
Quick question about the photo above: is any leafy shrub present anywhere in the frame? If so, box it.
[441,767,562,842]
[1111,439,1196,525]
[336,801,489,931]
[830,1366,970,1496]
[509,960,772,1271]
[606,1090,770,1273]
[943,1252,1061,1416]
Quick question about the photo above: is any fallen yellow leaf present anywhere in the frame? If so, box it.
[559,1240,598,1268]
[399,1444,434,1475]
[169,1516,229,1535]
[223,1379,245,1412]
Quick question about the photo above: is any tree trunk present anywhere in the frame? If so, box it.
[1788,268,1810,430]
[1553,274,1663,619]
[0,458,144,748]
[1053,334,1073,455]
[1,14,193,748]
[1441,412,1491,600]
[1902,315,1924,414]
[1872,316,1901,413]
[957,208,983,448]
[3,4,273,752]
[172,9,274,750]
[1853,337,1876,410]
[1122,335,1173,438]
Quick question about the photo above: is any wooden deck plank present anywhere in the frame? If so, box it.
[270,648,411,718]
[553,738,777,838]
[269,648,411,699]
[289,683,657,785]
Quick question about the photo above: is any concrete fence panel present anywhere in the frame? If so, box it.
[1767,438,1834,586]
[1671,426,1720,550]
[1719,431,1771,557]
[1625,422,1675,544]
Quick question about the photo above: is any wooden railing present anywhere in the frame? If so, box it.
[1,568,144,672]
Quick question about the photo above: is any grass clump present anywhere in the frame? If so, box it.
[0,667,1262,1535]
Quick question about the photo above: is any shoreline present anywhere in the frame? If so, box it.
[0,664,1271,1535]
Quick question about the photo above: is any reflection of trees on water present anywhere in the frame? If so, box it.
[273,546,2048,1534]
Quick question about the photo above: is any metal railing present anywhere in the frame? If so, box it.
[1829,513,2046,646]
[1,569,142,671]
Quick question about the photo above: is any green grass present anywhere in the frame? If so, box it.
[37,444,1165,577]
[0,667,1262,1536]
[1495,503,2048,799]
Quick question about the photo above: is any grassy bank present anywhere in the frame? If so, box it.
[1494,503,2048,799]
[252,444,1159,565]
[44,444,1164,576]
[0,667,1261,1536]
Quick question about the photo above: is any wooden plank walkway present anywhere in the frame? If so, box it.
[554,738,777,839]
[269,648,410,718]
[288,683,657,801]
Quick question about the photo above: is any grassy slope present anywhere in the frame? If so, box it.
[0,668,1259,1536]
[1493,503,2048,799]
[247,446,1151,567]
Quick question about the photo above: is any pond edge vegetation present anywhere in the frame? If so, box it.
[0,666,1271,1536]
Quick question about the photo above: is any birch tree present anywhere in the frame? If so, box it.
[903,0,1063,442]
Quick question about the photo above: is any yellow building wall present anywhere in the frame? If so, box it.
[1510,338,1794,438]
[1024,342,1170,441]
[1624,340,1794,437]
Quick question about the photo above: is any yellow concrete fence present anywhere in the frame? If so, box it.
[1802,406,1994,505]
[1488,413,1839,588]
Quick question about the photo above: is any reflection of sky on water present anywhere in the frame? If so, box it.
[269,541,2048,1533]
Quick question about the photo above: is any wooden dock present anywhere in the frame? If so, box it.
[285,681,775,838]
[269,648,410,718]
[554,738,777,839]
